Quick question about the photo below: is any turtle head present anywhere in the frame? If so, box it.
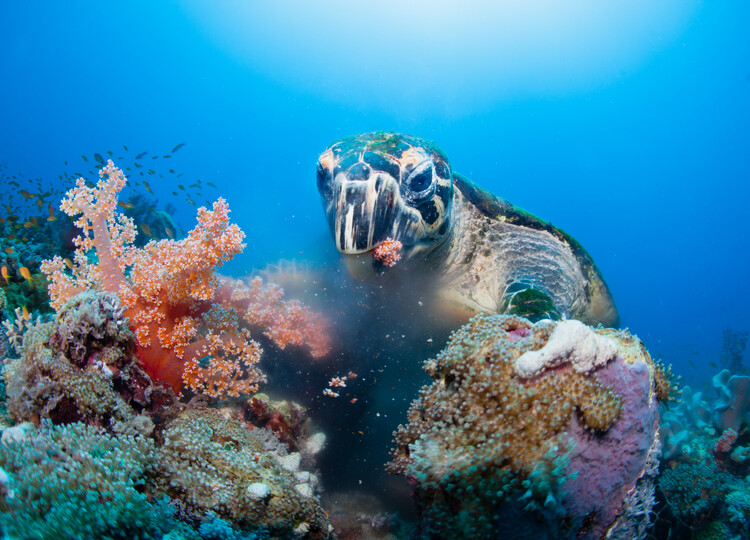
[316,132,454,261]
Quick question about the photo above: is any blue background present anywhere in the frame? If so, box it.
[1,0,748,393]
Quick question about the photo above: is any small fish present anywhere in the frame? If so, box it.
[144,185,152,194]
[151,155,159,160]
[63,258,74,270]
[47,215,58,222]
[171,142,185,153]
[23,222,34,229]
[19,189,36,199]
[140,223,152,237]
[0,217,4,224]
[207,182,217,189]
[20,267,31,281]
[48,204,55,216]
[178,184,185,190]
[187,198,195,205]
[134,162,142,168]
[21,306,29,320]
[123,144,129,151]
[136,152,147,159]
[118,201,135,210]
[106,150,113,156]
[81,155,88,162]
[94,153,104,165]
[162,154,171,159]
[1,266,7,282]
[148,169,155,175]
[36,199,43,208]
[165,227,174,239]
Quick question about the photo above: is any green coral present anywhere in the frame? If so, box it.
[154,407,331,538]
[0,422,164,540]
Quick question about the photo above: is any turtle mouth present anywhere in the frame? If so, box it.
[324,174,421,254]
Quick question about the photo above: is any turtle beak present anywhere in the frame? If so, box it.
[326,174,399,254]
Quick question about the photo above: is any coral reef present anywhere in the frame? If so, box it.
[4,291,171,428]
[388,314,663,539]
[41,161,329,398]
[0,289,333,538]
[0,421,165,539]
[656,368,750,538]
[154,407,332,537]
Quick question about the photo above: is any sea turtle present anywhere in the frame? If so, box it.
[316,132,618,327]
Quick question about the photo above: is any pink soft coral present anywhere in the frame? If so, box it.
[42,161,329,398]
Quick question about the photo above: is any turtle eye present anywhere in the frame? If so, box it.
[404,161,435,198]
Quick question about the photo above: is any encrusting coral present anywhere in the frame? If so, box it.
[3,290,170,429]
[388,314,664,539]
[41,161,330,398]
[154,407,332,537]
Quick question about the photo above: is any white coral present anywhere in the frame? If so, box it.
[514,319,618,378]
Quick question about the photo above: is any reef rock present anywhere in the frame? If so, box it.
[388,314,667,539]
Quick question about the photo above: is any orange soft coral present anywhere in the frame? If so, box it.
[218,276,331,359]
[41,161,263,397]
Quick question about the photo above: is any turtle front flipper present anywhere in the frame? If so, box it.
[501,281,561,322]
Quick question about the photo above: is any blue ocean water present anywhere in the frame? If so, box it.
[1,1,749,538]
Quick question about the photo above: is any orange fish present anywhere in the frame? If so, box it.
[63,258,74,270]
[47,216,58,222]
[21,306,30,320]
[36,199,43,208]
[165,227,174,239]
[4,247,13,254]
[48,204,55,216]
[1,266,7,282]
[118,201,135,210]
[140,223,152,237]
[19,190,36,199]
[19,267,31,281]
[23,222,34,228]
[144,185,153,194]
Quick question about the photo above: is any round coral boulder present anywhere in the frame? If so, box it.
[388,314,663,539]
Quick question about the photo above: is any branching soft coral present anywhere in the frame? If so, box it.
[218,276,331,359]
[41,161,330,398]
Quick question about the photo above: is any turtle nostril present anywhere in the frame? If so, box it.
[347,162,371,181]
